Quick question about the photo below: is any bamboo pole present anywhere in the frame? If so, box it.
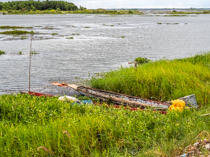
[29,34,32,92]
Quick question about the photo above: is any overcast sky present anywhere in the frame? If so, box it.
[1,0,210,9]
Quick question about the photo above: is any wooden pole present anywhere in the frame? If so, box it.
[29,34,32,92]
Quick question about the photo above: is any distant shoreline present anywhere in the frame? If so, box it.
[0,8,210,15]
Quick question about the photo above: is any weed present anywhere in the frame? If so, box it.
[30,51,39,54]
[18,51,22,55]
[121,36,125,38]
[66,37,74,39]
[0,50,6,55]
[0,30,35,35]
[0,26,33,29]
[51,33,58,36]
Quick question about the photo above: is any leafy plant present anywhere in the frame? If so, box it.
[135,57,151,64]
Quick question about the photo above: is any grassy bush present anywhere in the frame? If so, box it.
[0,50,6,55]
[0,94,210,156]
[91,52,210,106]
[135,57,151,64]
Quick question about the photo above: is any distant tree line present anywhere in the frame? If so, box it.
[0,0,78,11]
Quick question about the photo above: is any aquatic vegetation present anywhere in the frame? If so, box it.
[157,22,179,25]
[121,36,125,38]
[66,37,74,39]
[72,33,80,35]
[43,26,54,30]
[0,26,33,29]
[164,14,188,17]
[84,26,90,28]
[18,51,22,55]
[20,35,27,40]
[51,33,58,36]
[91,52,210,106]
[0,50,6,55]
[30,51,39,55]
[0,30,34,35]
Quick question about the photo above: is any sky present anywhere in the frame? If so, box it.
[69,0,210,9]
[1,0,210,9]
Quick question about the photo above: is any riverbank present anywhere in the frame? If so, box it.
[0,9,143,15]
[0,93,210,156]
[91,52,210,106]
[0,53,210,156]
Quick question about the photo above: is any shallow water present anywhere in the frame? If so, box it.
[0,14,210,95]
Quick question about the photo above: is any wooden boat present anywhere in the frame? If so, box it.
[51,82,171,110]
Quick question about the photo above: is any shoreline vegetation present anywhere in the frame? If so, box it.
[0,1,210,15]
[91,52,210,106]
[1,9,210,15]
[0,53,210,156]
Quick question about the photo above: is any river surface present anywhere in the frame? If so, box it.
[0,14,210,95]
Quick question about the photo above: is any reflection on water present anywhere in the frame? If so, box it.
[0,14,210,95]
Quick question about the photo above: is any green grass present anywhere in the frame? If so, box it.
[0,26,33,29]
[0,94,209,156]
[0,50,6,55]
[0,30,35,35]
[66,37,74,39]
[91,52,210,106]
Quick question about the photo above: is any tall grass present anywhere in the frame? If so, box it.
[0,94,210,156]
[91,52,210,106]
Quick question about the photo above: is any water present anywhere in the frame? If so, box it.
[0,14,210,95]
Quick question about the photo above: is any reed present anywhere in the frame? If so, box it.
[91,52,210,106]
